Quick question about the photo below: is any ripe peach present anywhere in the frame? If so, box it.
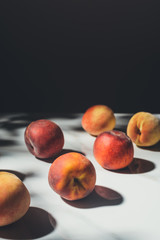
[127,112,160,147]
[93,130,134,170]
[48,152,96,201]
[81,105,116,136]
[25,119,64,159]
[0,172,30,226]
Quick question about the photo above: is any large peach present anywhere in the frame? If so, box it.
[93,130,134,170]
[81,105,116,136]
[25,119,64,159]
[127,112,160,147]
[48,152,96,201]
[0,172,30,226]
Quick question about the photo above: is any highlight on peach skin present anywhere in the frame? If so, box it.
[0,171,30,227]
[48,152,96,201]
[127,112,160,147]
[93,130,134,170]
[81,105,116,136]
[25,119,64,159]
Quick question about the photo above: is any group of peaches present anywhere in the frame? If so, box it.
[1,105,160,227]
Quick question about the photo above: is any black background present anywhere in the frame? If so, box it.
[0,0,160,114]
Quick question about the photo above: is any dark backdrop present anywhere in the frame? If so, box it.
[0,0,160,114]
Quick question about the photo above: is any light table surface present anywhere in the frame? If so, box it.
[0,113,160,240]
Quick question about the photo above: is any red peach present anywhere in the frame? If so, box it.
[93,130,134,170]
[24,119,64,159]
[48,152,96,201]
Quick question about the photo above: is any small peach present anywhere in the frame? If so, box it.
[127,112,160,147]
[81,105,116,136]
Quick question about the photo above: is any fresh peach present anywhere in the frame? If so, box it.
[127,112,160,147]
[93,130,134,170]
[81,105,116,136]
[0,171,30,226]
[48,152,96,201]
[25,119,64,159]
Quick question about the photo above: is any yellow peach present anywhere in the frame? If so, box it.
[0,172,30,226]
[127,112,160,147]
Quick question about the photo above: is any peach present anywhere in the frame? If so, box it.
[127,112,160,147]
[81,105,116,136]
[48,152,96,201]
[25,119,64,159]
[0,171,30,226]
[93,130,134,170]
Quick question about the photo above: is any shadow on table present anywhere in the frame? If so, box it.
[0,112,79,138]
[0,115,30,137]
[0,207,56,239]
[0,139,17,147]
[36,148,86,163]
[111,157,155,174]
[62,185,123,208]
[138,141,160,152]
[0,169,35,181]
[71,125,84,132]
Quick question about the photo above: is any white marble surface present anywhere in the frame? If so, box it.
[0,113,160,240]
